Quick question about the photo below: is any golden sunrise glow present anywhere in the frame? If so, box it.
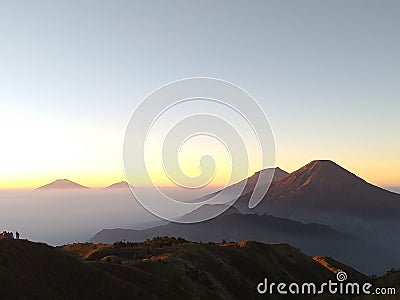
[140,134,262,188]
[1,110,399,189]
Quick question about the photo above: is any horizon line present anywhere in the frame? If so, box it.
[1,159,400,190]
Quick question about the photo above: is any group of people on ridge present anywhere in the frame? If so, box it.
[0,230,19,239]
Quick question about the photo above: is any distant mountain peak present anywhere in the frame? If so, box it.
[105,181,132,189]
[275,166,286,172]
[36,179,89,190]
[253,166,288,177]
[248,167,289,185]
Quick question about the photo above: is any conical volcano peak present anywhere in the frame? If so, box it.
[306,160,341,169]
[274,160,366,194]
[297,160,351,178]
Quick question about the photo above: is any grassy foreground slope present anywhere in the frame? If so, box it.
[64,237,337,299]
[2,237,396,299]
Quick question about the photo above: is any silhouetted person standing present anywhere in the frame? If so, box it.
[15,231,20,239]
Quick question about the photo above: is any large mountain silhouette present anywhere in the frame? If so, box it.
[235,160,400,219]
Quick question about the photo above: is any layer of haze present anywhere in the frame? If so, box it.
[0,188,223,245]
[0,0,399,188]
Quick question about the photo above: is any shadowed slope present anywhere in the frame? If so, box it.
[0,239,155,299]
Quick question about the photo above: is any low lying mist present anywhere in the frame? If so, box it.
[0,187,217,245]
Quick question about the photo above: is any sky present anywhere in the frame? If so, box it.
[0,0,399,189]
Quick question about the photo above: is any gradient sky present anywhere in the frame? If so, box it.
[0,0,399,188]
